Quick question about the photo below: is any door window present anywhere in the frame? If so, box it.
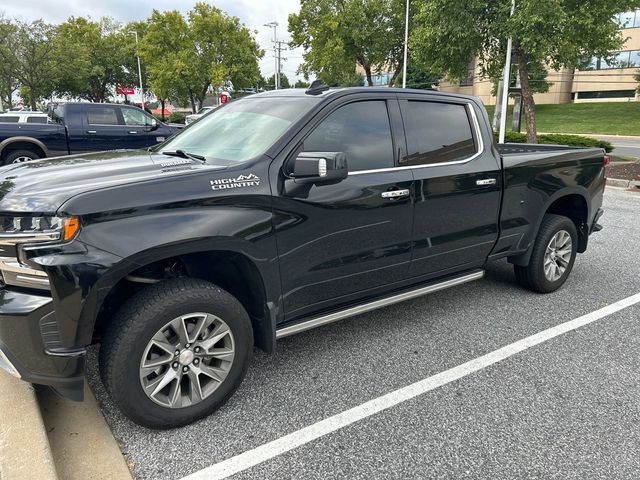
[402,101,477,165]
[303,101,394,172]
[122,106,153,126]
[87,106,120,125]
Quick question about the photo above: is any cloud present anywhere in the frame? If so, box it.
[0,0,307,80]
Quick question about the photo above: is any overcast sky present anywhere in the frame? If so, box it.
[1,0,307,82]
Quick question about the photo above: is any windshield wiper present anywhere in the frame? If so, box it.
[161,150,207,163]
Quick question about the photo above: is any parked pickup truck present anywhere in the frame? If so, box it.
[0,102,180,164]
[0,85,604,428]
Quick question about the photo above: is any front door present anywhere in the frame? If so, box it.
[398,96,502,277]
[272,98,414,321]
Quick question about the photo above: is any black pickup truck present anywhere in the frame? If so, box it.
[0,86,604,428]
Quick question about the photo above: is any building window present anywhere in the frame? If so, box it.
[583,50,640,70]
[577,90,636,100]
[616,10,640,28]
[459,60,475,87]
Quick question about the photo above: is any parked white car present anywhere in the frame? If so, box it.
[185,106,215,125]
[0,112,50,124]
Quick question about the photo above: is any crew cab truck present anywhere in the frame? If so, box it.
[0,102,180,164]
[0,85,604,428]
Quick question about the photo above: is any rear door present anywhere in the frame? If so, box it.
[398,95,501,277]
[271,95,415,321]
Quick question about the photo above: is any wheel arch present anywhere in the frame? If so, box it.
[89,247,276,354]
[0,136,49,161]
[509,188,590,266]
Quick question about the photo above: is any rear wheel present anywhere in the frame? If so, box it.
[99,278,253,429]
[3,149,41,164]
[514,214,577,293]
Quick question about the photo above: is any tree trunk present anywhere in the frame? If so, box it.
[517,54,537,143]
[388,62,403,87]
[160,99,166,121]
[188,90,197,113]
[29,94,37,111]
[364,65,373,86]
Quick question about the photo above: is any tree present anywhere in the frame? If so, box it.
[397,65,441,89]
[412,0,636,142]
[53,17,138,102]
[294,79,311,88]
[265,73,291,89]
[289,0,407,87]
[0,18,19,109]
[0,20,56,109]
[139,4,263,112]
[635,70,640,95]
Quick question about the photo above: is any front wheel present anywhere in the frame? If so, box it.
[3,149,41,164]
[99,278,253,429]
[514,214,578,293]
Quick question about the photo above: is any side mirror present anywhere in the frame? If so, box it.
[150,118,158,130]
[292,152,348,185]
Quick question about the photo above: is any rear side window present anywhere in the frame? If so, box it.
[87,107,120,125]
[303,101,394,172]
[402,101,476,165]
[26,116,47,124]
[0,116,19,123]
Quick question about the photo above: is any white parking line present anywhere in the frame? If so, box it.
[182,292,640,480]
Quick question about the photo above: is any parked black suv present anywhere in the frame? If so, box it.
[0,86,604,428]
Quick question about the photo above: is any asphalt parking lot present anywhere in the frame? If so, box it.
[86,186,640,480]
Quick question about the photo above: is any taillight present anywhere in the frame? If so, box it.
[604,154,610,166]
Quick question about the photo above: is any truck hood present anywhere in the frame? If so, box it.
[0,150,224,213]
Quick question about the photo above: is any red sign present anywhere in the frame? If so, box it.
[116,85,135,95]
[219,93,229,104]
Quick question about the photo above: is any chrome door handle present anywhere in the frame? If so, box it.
[476,178,497,186]
[381,189,410,199]
[86,130,97,134]
[128,131,138,134]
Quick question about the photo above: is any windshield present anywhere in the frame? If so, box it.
[197,107,213,115]
[160,97,318,165]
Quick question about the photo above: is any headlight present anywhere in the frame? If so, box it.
[0,215,79,242]
[0,215,80,290]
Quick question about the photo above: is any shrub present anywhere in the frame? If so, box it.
[494,131,613,152]
[167,111,186,124]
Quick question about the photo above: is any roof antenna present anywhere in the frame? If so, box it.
[305,80,330,95]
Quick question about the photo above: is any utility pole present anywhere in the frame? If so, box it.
[127,31,145,108]
[402,0,410,88]
[275,40,288,88]
[264,22,279,90]
[498,0,516,144]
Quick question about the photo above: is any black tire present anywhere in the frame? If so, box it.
[514,214,578,293]
[99,278,253,429]
[3,149,41,164]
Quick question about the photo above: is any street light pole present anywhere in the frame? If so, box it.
[402,0,409,88]
[498,0,516,144]
[264,22,279,90]
[128,31,145,108]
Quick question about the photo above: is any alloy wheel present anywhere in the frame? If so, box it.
[543,229,572,282]
[139,312,235,408]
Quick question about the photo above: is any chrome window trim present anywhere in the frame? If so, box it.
[349,102,484,176]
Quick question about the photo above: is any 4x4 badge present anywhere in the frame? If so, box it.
[210,174,260,190]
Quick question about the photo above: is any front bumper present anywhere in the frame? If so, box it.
[0,288,84,400]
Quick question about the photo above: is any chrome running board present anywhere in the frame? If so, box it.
[276,270,484,339]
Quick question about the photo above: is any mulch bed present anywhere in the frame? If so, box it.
[606,162,640,182]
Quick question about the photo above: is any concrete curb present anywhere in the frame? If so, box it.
[38,384,132,480]
[606,178,640,189]
[0,371,58,480]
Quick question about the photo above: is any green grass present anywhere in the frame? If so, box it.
[483,102,640,136]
